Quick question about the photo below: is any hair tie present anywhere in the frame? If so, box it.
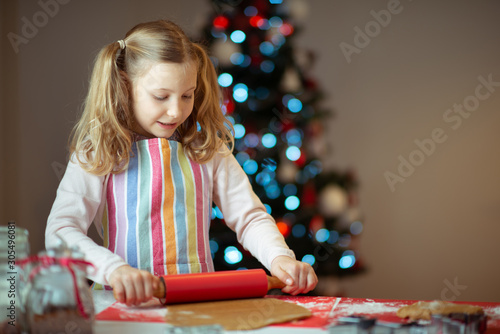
[117,40,126,50]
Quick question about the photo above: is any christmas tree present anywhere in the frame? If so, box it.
[202,0,366,292]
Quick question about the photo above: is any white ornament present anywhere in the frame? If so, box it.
[280,67,302,92]
[318,184,348,217]
[277,161,298,183]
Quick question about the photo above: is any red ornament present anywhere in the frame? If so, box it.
[249,15,264,28]
[301,182,317,207]
[224,99,235,114]
[279,23,294,36]
[276,221,291,238]
[213,16,229,30]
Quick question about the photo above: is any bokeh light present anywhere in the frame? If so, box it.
[262,133,277,148]
[243,159,258,175]
[286,146,301,161]
[230,30,246,43]
[233,83,249,102]
[224,246,243,264]
[292,224,306,238]
[302,254,315,266]
[218,73,233,87]
[233,124,246,139]
[284,195,300,210]
[339,251,356,269]
[350,221,363,235]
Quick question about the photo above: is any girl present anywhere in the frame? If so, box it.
[46,20,317,306]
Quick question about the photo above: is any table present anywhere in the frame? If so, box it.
[92,290,500,333]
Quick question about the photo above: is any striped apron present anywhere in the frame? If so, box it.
[100,138,214,283]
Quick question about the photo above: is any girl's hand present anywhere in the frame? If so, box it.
[270,256,318,295]
[108,265,160,305]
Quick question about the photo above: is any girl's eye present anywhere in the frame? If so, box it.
[183,95,193,100]
[154,95,167,101]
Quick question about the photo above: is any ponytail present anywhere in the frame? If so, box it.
[69,41,133,175]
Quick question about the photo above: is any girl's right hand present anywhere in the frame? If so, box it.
[108,265,160,305]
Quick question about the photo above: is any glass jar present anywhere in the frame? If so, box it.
[24,241,95,334]
[0,222,30,334]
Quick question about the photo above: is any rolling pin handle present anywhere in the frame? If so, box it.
[267,276,286,290]
[154,276,167,299]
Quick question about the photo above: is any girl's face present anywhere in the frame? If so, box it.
[131,61,197,138]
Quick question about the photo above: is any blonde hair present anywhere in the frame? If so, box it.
[70,20,234,175]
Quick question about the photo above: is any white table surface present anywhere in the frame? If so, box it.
[92,290,327,333]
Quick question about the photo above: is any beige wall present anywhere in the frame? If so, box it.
[1,0,499,302]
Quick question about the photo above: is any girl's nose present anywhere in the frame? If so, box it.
[166,99,181,118]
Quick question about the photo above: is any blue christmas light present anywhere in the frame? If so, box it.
[230,52,245,65]
[265,181,280,199]
[217,73,233,87]
[305,160,322,177]
[271,34,286,47]
[262,158,277,171]
[211,29,227,40]
[244,133,259,148]
[283,184,297,196]
[339,251,356,269]
[302,254,315,266]
[269,17,283,27]
[350,221,364,235]
[264,203,272,214]
[327,230,339,244]
[235,151,250,165]
[286,129,302,145]
[287,98,303,113]
[284,195,300,210]
[261,133,277,148]
[209,239,219,254]
[286,146,301,161]
[233,83,248,102]
[260,60,275,73]
[243,159,258,175]
[224,246,243,264]
[256,172,272,186]
[315,228,330,243]
[269,0,283,5]
[233,124,246,139]
[338,234,351,248]
[259,41,275,56]
[230,30,246,43]
[240,55,252,67]
[244,6,258,16]
[292,224,306,238]
[214,206,223,219]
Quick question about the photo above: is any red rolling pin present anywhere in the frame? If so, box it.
[113,269,286,304]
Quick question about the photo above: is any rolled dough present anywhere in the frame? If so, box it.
[397,301,484,320]
[165,297,312,330]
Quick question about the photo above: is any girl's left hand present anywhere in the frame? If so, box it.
[270,255,318,295]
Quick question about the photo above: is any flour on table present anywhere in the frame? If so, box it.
[486,306,500,317]
[334,301,403,316]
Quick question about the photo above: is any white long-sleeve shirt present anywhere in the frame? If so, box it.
[46,145,295,285]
